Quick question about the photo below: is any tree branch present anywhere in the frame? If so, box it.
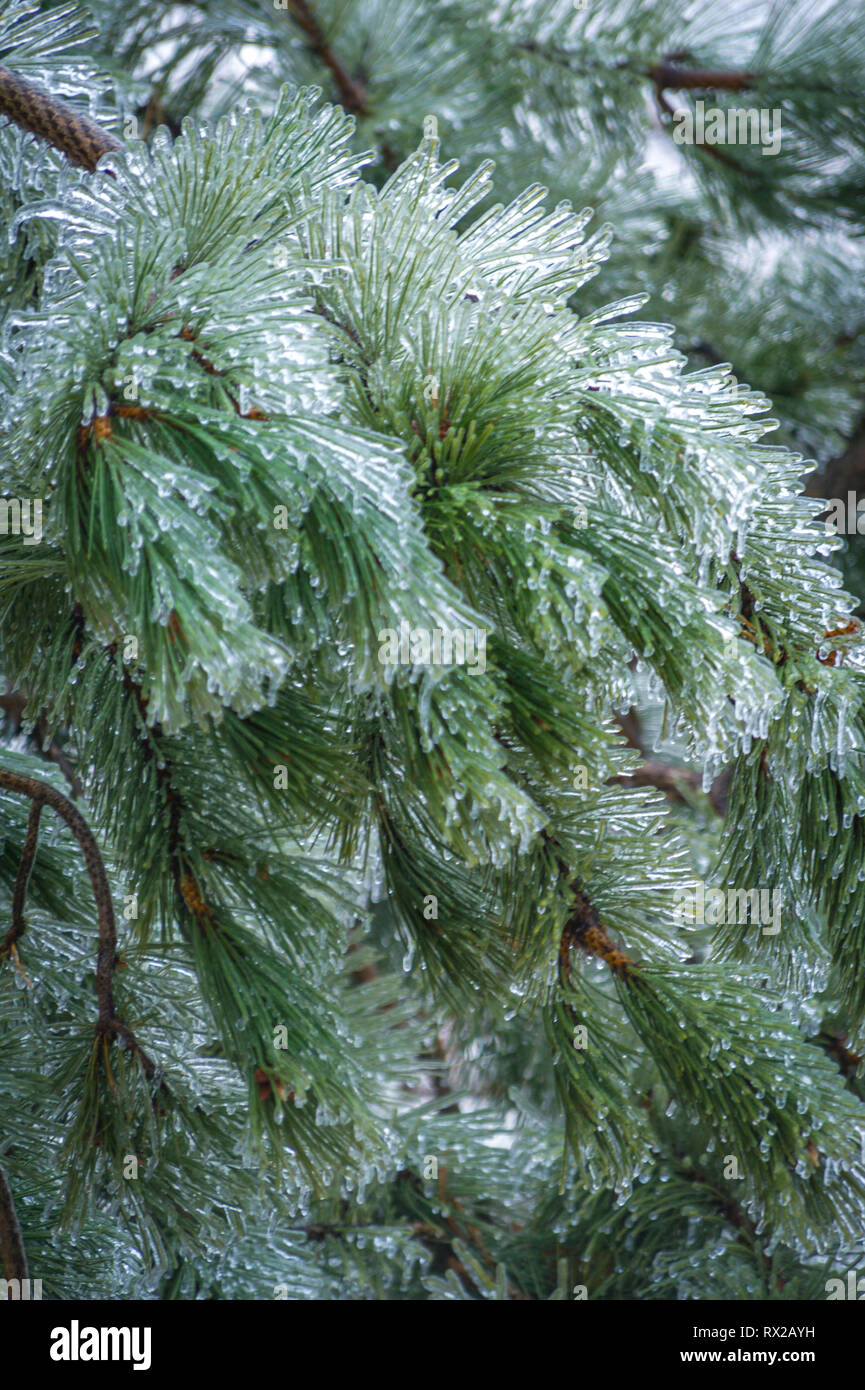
[0,768,115,1017]
[0,690,83,797]
[0,1165,28,1285]
[612,761,729,816]
[817,1029,862,1081]
[8,799,42,951]
[559,883,637,983]
[612,711,730,814]
[543,830,639,983]
[650,68,755,177]
[285,1,367,114]
[515,43,758,94]
[0,65,122,171]
[648,64,757,93]
[0,767,157,1079]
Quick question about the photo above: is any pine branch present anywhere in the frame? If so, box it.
[818,1030,863,1081]
[113,660,211,934]
[647,63,757,94]
[284,1,367,114]
[75,368,268,453]
[0,1165,28,1286]
[611,711,729,814]
[0,690,83,796]
[7,798,42,952]
[612,762,728,815]
[0,64,122,171]
[542,830,639,982]
[0,767,157,1079]
[650,70,754,177]
[676,1158,780,1292]
[516,45,757,94]
[38,740,81,796]
[558,884,637,983]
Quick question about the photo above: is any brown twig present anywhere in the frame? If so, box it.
[0,767,157,1079]
[8,799,42,950]
[75,340,267,448]
[516,41,757,95]
[0,1165,28,1285]
[818,1030,862,1081]
[558,884,637,983]
[650,67,753,176]
[111,650,217,940]
[0,690,82,797]
[647,64,757,93]
[540,829,639,985]
[285,1,367,114]
[612,761,729,816]
[612,710,729,814]
[0,64,122,171]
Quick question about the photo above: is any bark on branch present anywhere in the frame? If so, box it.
[285,1,367,114]
[0,1165,28,1285]
[0,64,122,171]
[648,64,757,93]
[559,884,637,983]
[0,767,157,1079]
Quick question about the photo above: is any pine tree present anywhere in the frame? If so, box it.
[1,0,865,1302]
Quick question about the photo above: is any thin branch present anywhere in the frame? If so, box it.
[0,690,83,796]
[0,767,157,1079]
[542,831,638,982]
[285,0,367,114]
[613,708,644,752]
[0,65,122,172]
[817,1029,863,1081]
[612,711,729,813]
[0,1165,28,1285]
[7,799,42,950]
[559,883,637,983]
[515,43,757,93]
[651,73,754,177]
[69,460,225,954]
[40,738,82,797]
[648,63,757,93]
[109,650,218,941]
[0,693,26,724]
[677,1156,782,1290]
[612,761,729,816]
[0,768,115,1018]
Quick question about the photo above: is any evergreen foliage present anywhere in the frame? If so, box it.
[1,0,864,1301]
